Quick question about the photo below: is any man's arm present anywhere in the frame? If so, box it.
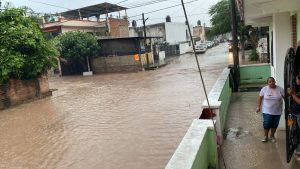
[287,88,300,104]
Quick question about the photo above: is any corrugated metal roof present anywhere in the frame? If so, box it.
[60,2,127,19]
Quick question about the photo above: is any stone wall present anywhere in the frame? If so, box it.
[0,74,51,110]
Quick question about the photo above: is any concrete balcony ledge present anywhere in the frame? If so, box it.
[165,119,217,169]
[240,63,270,67]
[166,68,232,169]
[204,68,230,104]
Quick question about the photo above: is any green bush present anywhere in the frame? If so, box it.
[56,31,99,64]
[0,8,58,84]
[249,48,259,61]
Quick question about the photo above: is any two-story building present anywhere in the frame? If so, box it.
[129,17,191,55]
[40,2,129,38]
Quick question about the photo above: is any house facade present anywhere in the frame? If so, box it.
[129,21,192,55]
[92,37,165,73]
[39,2,129,38]
[193,25,206,42]
[242,0,300,88]
[40,17,129,38]
[129,22,190,45]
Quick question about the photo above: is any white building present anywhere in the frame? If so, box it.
[129,22,191,54]
[193,25,206,42]
[129,22,190,44]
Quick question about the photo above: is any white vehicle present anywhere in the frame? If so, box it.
[205,41,214,48]
[195,43,207,53]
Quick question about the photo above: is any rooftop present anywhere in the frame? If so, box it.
[59,2,127,19]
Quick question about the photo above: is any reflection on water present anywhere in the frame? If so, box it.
[228,52,233,65]
[0,44,229,169]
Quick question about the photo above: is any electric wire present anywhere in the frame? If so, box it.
[128,0,199,18]
[180,0,227,168]
[122,0,171,9]
[28,0,70,10]
[116,0,130,4]
[3,0,206,26]
[145,12,208,21]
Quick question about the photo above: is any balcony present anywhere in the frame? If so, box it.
[165,60,300,168]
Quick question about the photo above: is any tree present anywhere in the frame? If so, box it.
[0,8,58,84]
[209,0,256,58]
[56,31,100,72]
[208,0,231,36]
[209,0,252,38]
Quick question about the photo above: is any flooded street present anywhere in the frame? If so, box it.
[0,44,230,169]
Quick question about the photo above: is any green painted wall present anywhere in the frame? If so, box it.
[239,64,271,84]
[191,129,217,169]
[219,77,232,134]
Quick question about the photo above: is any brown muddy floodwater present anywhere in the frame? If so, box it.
[0,44,230,169]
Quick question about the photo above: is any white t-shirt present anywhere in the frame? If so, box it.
[259,85,284,115]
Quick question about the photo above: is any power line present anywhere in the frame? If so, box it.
[116,0,130,4]
[123,0,171,9]
[28,0,70,10]
[146,12,209,21]
[128,0,199,18]
[3,0,209,25]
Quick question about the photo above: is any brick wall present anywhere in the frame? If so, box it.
[291,14,297,49]
[108,18,129,37]
[0,74,51,110]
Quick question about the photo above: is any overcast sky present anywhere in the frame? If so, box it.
[3,0,220,27]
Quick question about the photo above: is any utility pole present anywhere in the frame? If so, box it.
[230,0,240,92]
[142,13,149,68]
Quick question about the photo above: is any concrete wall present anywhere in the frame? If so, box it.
[193,26,206,42]
[129,22,190,45]
[61,27,99,33]
[41,20,105,29]
[272,12,292,88]
[165,22,189,44]
[165,119,217,169]
[239,64,271,84]
[0,74,51,110]
[146,24,166,40]
[159,51,165,62]
[202,68,232,143]
[42,20,105,34]
[91,53,154,73]
[179,42,191,54]
[129,27,139,37]
[129,24,166,41]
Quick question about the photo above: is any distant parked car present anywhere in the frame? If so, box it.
[205,41,213,48]
[195,43,207,53]
[213,40,219,46]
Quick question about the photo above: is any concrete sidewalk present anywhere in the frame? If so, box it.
[220,91,300,169]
